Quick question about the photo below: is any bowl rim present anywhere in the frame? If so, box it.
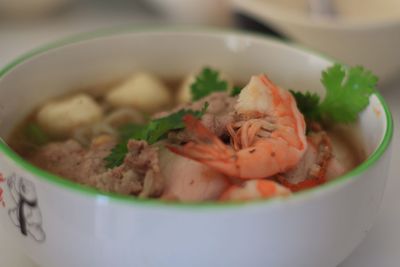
[233,0,400,31]
[0,26,394,209]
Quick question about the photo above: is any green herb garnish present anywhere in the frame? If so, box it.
[291,64,377,123]
[146,103,208,144]
[119,124,148,143]
[105,103,208,168]
[230,86,243,97]
[289,90,320,121]
[25,123,48,146]
[190,67,243,100]
[191,67,228,101]
[104,142,129,169]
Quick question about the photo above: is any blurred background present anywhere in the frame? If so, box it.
[0,1,399,267]
[0,0,265,65]
[2,0,400,84]
[0,0,281,80]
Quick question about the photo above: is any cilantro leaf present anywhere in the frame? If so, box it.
[119,124,148,142]
[230,86,242,97]
[191,67,228,101]
[289,90,320,121]
[104,142,128,169]
[290,64,377,124]
[146,103,208,144]
[319,64,377,123]
[104,103,208,168]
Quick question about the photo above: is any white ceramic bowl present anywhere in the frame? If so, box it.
[233,0,400,85]
[0,28,393,267]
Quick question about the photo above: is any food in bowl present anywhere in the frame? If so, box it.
[9,63,376,202]
[0,30,392,267]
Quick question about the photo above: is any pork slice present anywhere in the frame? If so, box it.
[159,148,229,202]
[283,131,341,185]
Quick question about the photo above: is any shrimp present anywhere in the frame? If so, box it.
[219,180,291,201]
[169,74,307,179]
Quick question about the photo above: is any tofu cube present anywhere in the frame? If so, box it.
[106,72,172,114]
[37,93,103,137]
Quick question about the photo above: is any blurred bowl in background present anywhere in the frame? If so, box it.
[0,0,73,18]
[146,0,233,26]
[232,0,400,85]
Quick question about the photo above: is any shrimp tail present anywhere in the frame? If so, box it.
[167,115,238,176]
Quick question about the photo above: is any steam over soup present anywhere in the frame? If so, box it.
[9,65,371,202]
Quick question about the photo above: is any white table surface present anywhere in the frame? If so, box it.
[0,1,399,266]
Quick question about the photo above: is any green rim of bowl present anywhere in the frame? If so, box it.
[0,26,394,209]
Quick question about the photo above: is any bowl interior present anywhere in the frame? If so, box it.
[0,29,391,189]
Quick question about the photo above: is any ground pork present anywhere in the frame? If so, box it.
[29,136,163,197]
[159,92,237,143]
[188,92,237,136]
[29,92,237,197]
[30,139,86,182]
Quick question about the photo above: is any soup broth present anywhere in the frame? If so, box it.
[8,69,365,202]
